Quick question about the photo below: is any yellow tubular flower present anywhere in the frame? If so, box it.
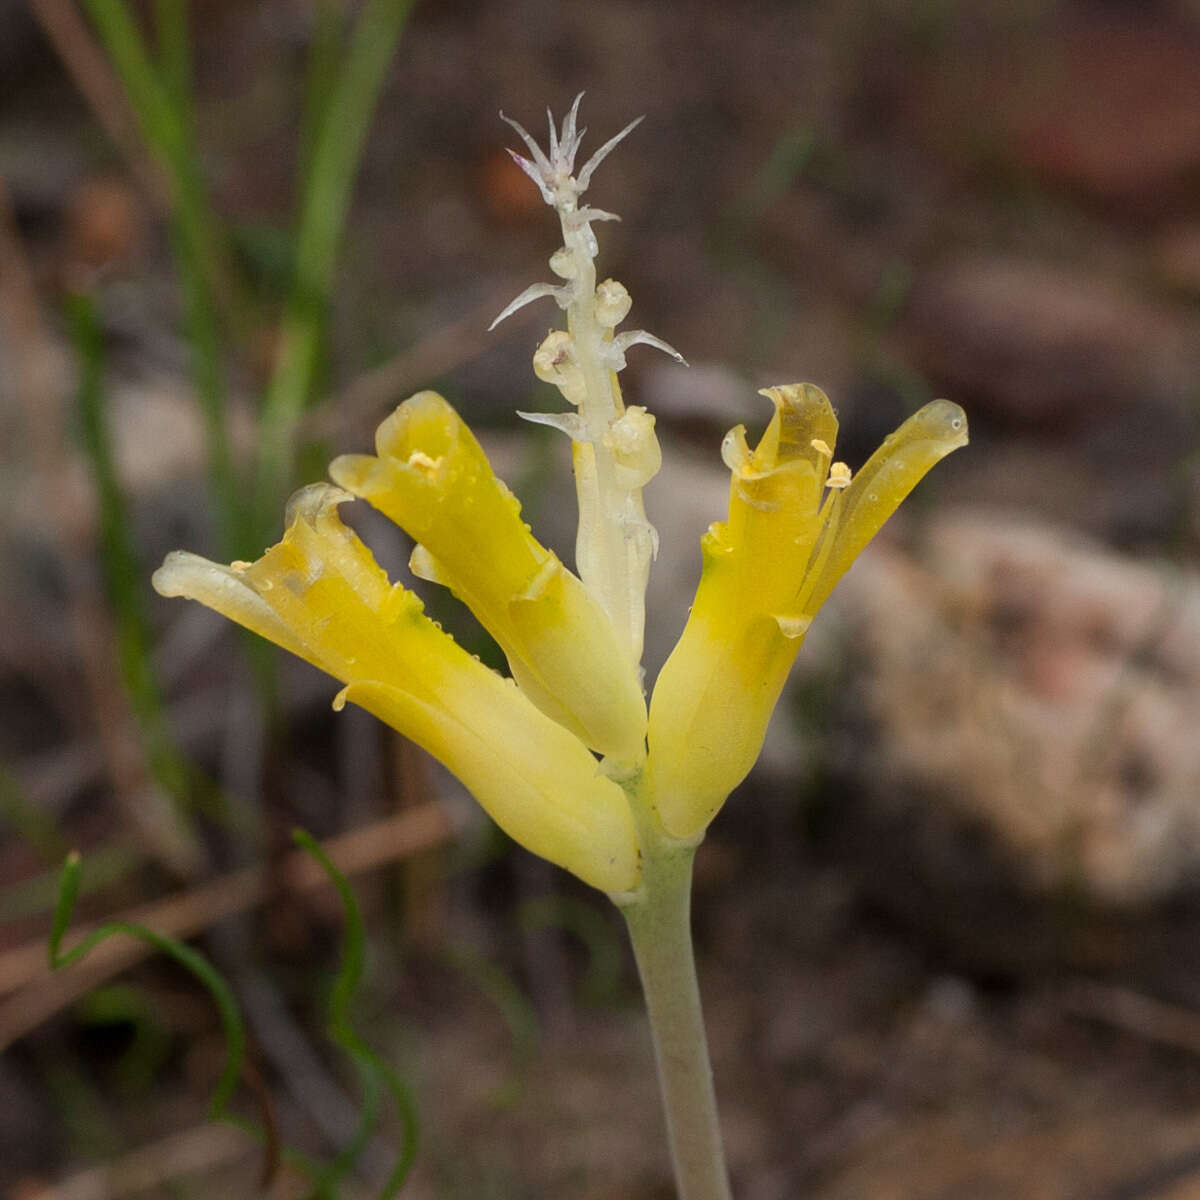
[329,391,647,763]
[647,384,968,839]
[152,483,639,893]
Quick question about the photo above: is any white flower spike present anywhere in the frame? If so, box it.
[493,97,668,669]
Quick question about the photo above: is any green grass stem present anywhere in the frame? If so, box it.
[253,0,414,535]
[67,290,202,838]
[50,850,247,1118]
[293,829,419,1197]
[81,0,246,556]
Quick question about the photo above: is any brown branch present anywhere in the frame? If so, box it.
[1059,979,1200,1058]
[20,1123,261,1200]
[0,800,457,1048]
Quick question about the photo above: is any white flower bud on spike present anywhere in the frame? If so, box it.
[533,330,586,407]
[550,247,577,279]
[606,407,661,490]
[595,279,632,328]
[491,97,676,667]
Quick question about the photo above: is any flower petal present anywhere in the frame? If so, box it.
[799,399,968,616]
[646,389,967,839]
[154,483,639,892]
[335,680,638,893]
[152,551,312,664]
[646,385,839,837]
[329,391,647,761]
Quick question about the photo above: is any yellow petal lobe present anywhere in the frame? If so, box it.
[647,388,967,839]
[152,483,639,892]
[329,391,646,762]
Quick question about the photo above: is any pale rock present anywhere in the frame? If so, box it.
[837,511,1200,909]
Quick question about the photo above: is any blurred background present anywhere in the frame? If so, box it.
[2,0,1200,1195]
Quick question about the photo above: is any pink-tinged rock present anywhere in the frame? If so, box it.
[836,512,1200,930]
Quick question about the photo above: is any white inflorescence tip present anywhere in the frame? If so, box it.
[499,97,640,210]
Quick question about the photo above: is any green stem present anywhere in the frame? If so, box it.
[253,0,414,535]
[81,0,247,558]
[616,823,731,1200]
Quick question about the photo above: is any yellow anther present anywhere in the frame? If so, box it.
[810,438,832,457]
[407,449,441,472]
[826,462,852,489]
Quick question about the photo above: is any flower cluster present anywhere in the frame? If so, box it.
[153,99,967,894]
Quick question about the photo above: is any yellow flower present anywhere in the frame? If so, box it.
[646,384,968,839]
[152,483,639,893]
[329,391,647,763]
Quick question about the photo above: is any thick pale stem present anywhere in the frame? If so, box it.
[616,825,732,1200]
[500,102,662,667]
[559,222,650,664]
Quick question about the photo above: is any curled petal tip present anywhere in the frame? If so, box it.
[283,481,354,528]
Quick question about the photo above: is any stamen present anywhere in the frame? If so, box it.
[826,462,852,489]
[407,449,441,473]
[792,488,846,615]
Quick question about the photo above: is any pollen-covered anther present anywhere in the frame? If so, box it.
[594,278,632,329]
[826,462,852,489]
[499,95,643,217]
[720,425,751,474]
[407,449,442,474]
[810,438,832,458]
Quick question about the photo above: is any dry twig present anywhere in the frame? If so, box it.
[1060,979,1200,1058]
[20,1122,263,1200]
[0,800,456,1047]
